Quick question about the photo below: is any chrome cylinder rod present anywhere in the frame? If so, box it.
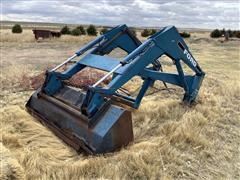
[51,54,77,72]
[51,35,104,72]
[92,64,122,87]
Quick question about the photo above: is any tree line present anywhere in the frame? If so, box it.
[210,28,240,38]
[61,25,98,36]
[11,24,190,38]
[11,24,240,39]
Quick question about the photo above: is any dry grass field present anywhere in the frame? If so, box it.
[1,28,240,179]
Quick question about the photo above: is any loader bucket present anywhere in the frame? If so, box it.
[26,86,133,154]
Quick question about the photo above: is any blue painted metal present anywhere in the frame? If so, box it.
[77,54,127,74]
[27,24,205,154]
[43,24,205,115]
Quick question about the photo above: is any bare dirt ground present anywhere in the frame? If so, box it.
[1,29,240,179]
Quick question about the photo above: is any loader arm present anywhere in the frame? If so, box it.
[81,26,205,117]
[42,24,141,95]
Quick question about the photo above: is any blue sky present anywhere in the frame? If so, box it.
[1,0,239,29]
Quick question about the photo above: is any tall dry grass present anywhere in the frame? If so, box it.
[0,29,99,43]
[1,30,240,179]
[0,29,35,42]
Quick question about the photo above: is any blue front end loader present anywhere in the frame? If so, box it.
[26,25,205,154]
